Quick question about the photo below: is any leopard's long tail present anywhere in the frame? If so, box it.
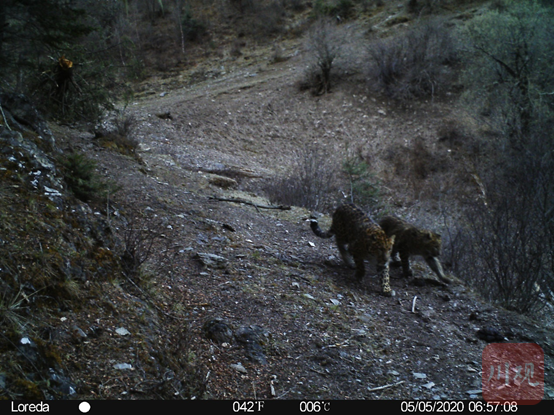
[309,216,334,239]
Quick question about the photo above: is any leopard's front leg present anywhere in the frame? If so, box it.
[400,250,413,278]
[377,263,392,296]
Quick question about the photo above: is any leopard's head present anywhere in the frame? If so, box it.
[421,231,441,257]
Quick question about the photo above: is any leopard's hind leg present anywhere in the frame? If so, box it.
[336,238,356,269]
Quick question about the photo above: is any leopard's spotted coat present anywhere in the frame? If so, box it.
[310,204,396,296]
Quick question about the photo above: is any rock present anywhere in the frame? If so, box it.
[156,112,172,120]
[17,337,40,365]
[195,252,228,268]
[222,223,236,232]
[113,363,133,370]
[116,327,131,336]
[0,91,56,151]
[352,328,367,339]
[476,327,505,342]
[234,325,270,365]
[1,127,63,192]
[469,311,480,321]
[418,308,436,322]
[88,326,103,338]
[312,349,339,367]
[440,294,451,302]
[0,92,67,207]
[207,173,237,189]
[72,325,88,340]
[203,319,271,365]
[203,318,234,344]
[48,368,76,397]
[230,363,247,374]
[94,118,118,139]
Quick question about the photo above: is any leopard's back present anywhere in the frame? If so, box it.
[331,204,393,262]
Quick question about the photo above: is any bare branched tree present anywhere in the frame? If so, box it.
[304,18,346,94]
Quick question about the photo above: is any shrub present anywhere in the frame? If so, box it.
[264,146,341,212]
[453,197,552,314]
[448,124,554,315]
[264,145,384,213]
[181,7,208,42]
[286,0,308,12]
[229,0,255,13]
[118,212,186,292]
[342,157,381,212]
[245,2,286,38]
[313,0,356,19]
[120,219,163,285]
[59,152,116,202]
[298,64,327,95]
[406,0,447,15]
[230,1,287,39]
[366,18,458,101]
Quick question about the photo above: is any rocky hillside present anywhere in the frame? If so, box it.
[1,0,553,402]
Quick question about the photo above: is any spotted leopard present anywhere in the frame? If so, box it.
[310,203,396,296]
[378,216,449,283]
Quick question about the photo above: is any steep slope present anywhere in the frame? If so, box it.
[1,1,553,402]
[46,39,552,399]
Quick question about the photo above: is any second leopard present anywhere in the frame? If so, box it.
[378,216,449,283]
